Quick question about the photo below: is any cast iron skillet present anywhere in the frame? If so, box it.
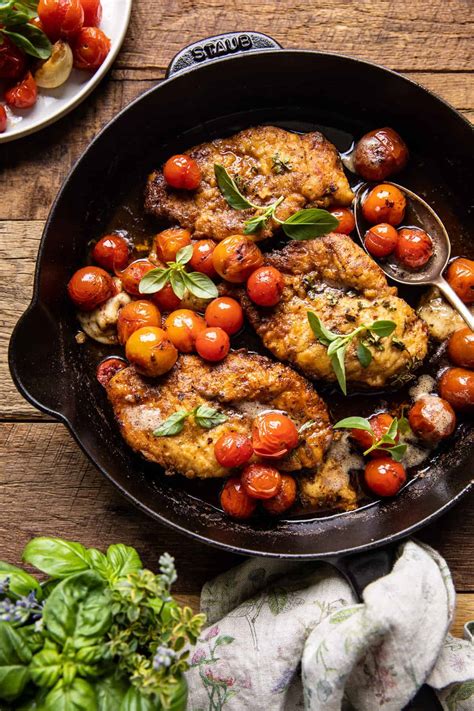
[9,33,474,586]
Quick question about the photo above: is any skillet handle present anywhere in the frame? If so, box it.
[330,544,398,600]
[166,32,282,78]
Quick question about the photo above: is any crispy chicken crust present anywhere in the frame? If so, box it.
[106,351,332,480]
[145,126,354,241]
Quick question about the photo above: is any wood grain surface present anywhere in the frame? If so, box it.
[0,0,472,645]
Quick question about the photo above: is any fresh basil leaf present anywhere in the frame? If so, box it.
[388,443,408,462]
[193,404,227,429]
[2,24,51,59]
[331,345,347,395]
[16,689,49,711]
[333,416,372,432]
[86,549,112,581]
[307,312,338,345]
[23,538,91,578]
[380,434,397,445]
[356,341,372,368]
[138,267,170,295]
[0,2,16,14]
[169,270,187,300]
[119,685,157,711]
[385,417,399,441]
[95,675,129,711]
[0,562,42,599]
[106,545,142,581]
[243,212,268,234]
[30,649,62,689]
[183,271,218,299]
[0,622,32,702]
[175,244,193,265]
[327,338,345,357]
[45,678,97,711]
[153,409,189,437]
[397,415,412,435]
[214,164,253,210]
[369,320,396,338]
[282,208,339,240]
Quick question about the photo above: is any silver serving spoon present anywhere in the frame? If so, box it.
[354,182,474,330]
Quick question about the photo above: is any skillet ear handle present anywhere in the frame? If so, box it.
[166,32,282,78]
[330,544,398,600]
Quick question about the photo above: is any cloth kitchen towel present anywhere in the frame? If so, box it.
[186,540,474,711]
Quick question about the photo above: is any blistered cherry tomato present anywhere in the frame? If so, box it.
[67,266,114,311]
[220,477,257,519]
[125,326,177,377]
[92,233,130,271]
[0,36,26,80]
[362,184,406,226]
[117,300,161,345]
[446,258,474,304]
[438,367,474,412]
[329,207,355,235]
[165,309,206,353]
[354,127,409,181]
[119,259,156,296]
[212,234,264,283]
[214,432,254,468]
[263,474,297,515]
[351,413,397,457]
[38,0,84,41]
[408,395,456,444]
[189,239,217,278]
[155,228,192,263]
[364,458,406,497]
[96,356,127,387]
[447,328,474,368]
[80,0,102,25]
[205,297,243,335]
[252,412,299,459]
[0,106,6,133]
[5,72,37,109]
[72,26,110,69]
[151,282,182,312]
[246,266,284,307]
[395,228,433,269]
[195,327,230,362]
[163,154,201,190]
[241,463,282,500]
[364,223,399,258]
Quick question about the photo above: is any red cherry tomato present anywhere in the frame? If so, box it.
[163,154,201,190]
[205,297,244,335]
[364,223,399,258]
[151,282,182,312]
[447,328,474,368]
[362,184,406,226]
[438,367,474,413]
[117,300,161,346]
[154,228,192,263]
[96,356,127,387]
[165,309,206,353]
[92,233,130,271]
[189,239,218,278]
[67,266,114,311]
[0,106,6,133]
[351,413,397,457]
[38,0,84,41]
[246,266,284,307]
[329,207,355,235]
[241,463,282,500]
[195,327,230,362]
[5,72,37,109]
[408,395,456,444]
[364,458,406,497]
[0,36,27,80]
[72,26,110,69]
[252,412,299,459]
[119,259,156,296]
[263,474,297,515]
[395,228,433,269]
[446,258,474,304]
[220,477,257,519]
[214,432,254,468]
[80,0,102,26]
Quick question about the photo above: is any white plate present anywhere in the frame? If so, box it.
[0,0,132,143]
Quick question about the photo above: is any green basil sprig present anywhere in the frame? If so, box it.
[307,312,396,394]
[214,163,339,239]
[139,245,218,300]
[334,415,411,461]
[0,2,52,59]
[154,404,227,437]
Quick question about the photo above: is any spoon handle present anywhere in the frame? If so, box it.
[434,276,474,331]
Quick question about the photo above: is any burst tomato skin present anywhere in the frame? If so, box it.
[189,239,217,278]
[364,223,399,258]
[241,463,282,500]
[205,297,243,335]
[214,432,254,468]
[329,207,355,235]
[164,309,206,353]
[252,412,299,459]
[438,367,474,413]
[125,326,177,378]
[117,300,161,346]
[195,327,230,362]
[72,26,110,69]
[5,72,37,109]
[38,0,84,41]
[408,395,456,444]
[96,356,127,386]
[246,266,284,307]
[119,259,156,296]
[263,474,297,514]
[395,227,433,269]
[0,36,27,80]
[447,328,474,368]
[67,266,114,311]
[351,413,397,457]
[92,233,130,271]
[353,127,409,181]
[151,282,182,312]
[155,228,192,263]
[0,106,6,133]
[220,477,257,519]
[364,458,406,497]
[80,0,102,26]
[163,154,201,190]
[212,234,264,283]
[446,258,474,304]
[362,184,406,226]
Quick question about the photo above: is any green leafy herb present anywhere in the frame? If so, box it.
[139,246,218,302]
[271,152,292,174]
[154,405,227,437]
[334,416,408,461]
[280,208,339,240]
[193,404,228,429]
[307,313,397,394]
[153,409,189,437]
[214,164,254,210]
[243,197,283,235]
[0,3,52,59]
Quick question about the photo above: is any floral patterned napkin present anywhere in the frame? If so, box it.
[186,541,474,711]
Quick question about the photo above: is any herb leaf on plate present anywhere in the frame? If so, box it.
[153,409,189,437]
[281,208,339,240]
[214,164,254,210]
[193,404,227,429]
[0,3,52,59]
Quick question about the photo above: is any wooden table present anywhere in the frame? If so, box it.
[1,0,473,634]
